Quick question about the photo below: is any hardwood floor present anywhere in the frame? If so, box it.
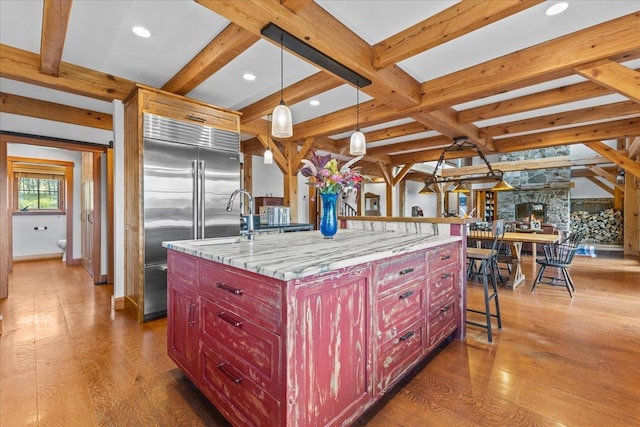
[1,254,639,426]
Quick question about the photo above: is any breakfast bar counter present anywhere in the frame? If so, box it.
[163,230,464,426]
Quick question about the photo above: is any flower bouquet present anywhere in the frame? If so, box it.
[300,151,364,238]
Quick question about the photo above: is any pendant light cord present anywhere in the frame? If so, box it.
[280,34,284,103]
[356,85,360,131]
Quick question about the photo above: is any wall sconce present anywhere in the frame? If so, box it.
[616,169,625,185]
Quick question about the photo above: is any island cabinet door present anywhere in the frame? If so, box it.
[289,267,372,427]
[167,251,199,381]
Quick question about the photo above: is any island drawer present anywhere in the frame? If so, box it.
[199,261,282,329]
[200,339,281,427]
[376,281,425,344]
[374,252,426,296]
[200,297,281,396]
[428,243,459,273]
[427,268,457,313]
[375,320,425,393]
[427,296,457,351]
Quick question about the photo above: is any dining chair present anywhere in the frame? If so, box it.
[466,219,504,343]
[531,227,587,297]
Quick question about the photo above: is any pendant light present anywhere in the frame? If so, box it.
[264,115,273,165]
[272,34,293,138]
[350,84,366,156]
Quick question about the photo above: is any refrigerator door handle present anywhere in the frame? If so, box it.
[199,160,206,239]
[192,160,198,239]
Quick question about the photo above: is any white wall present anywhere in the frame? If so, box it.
[12,214,66,258]
[251,155,310,223]
[570,140,617,199]
[8,144,82,259]
[404,180,439,217]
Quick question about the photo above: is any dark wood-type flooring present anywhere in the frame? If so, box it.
[1,253,639,426]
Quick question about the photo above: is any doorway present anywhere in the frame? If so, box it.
[0,133,113,298]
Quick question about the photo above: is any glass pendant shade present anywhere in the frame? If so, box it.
[264,148,273,165]
[350,130,366,156]
[272,103,292,138]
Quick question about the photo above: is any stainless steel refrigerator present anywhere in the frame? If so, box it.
[142,113,240,321]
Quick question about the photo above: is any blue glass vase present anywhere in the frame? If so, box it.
[320,192,339,239]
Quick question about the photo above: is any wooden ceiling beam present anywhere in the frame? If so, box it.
[372,0,544,68]
[629,136,640,160]
[390,148,478,166]
[0,92,113,130]
[586,176,615,195]
[368,135,450,158]
[292,99,404,140]
[162,23,259,95]
[392,163,415,187]
[586,164,624,191]
[40,0,72,77]
[457,73,631,124]
[257,134,288,173]
[195,0,422,110]
[0,44,135,101]
[482,100,640,137]
[493,118,640,153]
[571,166,616,178]
[241,71,343,123]
[419,12,640,112]
[411,108,493,150]
[440,155,614,177]
[584,140,640,180]
[575,60,640,103]
[334,121,431,151]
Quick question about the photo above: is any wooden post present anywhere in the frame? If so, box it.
[624,157,640,256]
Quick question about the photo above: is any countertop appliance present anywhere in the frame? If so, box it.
[143,113,240,321]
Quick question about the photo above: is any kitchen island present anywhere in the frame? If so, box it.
[163,229,464,426]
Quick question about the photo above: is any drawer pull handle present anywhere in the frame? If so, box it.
[186,114,206,123]
[217,311,243,328]
[188,302,196,326]
[216,282,243,295]
[440,304,452,313]
[399,330,415,342]
[399,290,415,299]
[440,273,453,280]
[399,267,415,275]
[440,254,451,261]
[217,362,243,384]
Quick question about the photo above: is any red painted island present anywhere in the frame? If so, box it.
[163,230,464,426]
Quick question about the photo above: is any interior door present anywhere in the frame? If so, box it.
[81,152,94,277]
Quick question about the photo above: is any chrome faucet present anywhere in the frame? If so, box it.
[227,189,254,241]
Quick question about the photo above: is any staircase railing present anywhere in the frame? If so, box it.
[339,200,358,217]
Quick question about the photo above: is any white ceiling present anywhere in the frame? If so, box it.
[1,0,639,146]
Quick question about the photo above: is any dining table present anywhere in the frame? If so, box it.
[497,232,561,289]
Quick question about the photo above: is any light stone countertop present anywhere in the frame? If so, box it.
[163,229,460,281]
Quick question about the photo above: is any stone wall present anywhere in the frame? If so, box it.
[495,147,571,232]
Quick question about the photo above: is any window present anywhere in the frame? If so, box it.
[17,176,63,210]
[11,162,67,212]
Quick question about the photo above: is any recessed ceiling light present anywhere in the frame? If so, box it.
[132,26,151,38]
[545,2,569,16]
[243,73,256,81]
[309,100,320,106]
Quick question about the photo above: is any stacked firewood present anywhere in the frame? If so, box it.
[570,209,623,244]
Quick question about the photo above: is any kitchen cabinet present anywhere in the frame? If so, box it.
[123,84,240,322]
[165,231,463,426]
[167,250,199,382]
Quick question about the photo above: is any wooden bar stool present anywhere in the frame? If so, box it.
[466,220,504,343]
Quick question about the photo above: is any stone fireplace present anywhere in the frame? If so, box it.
[495,147,571,232]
